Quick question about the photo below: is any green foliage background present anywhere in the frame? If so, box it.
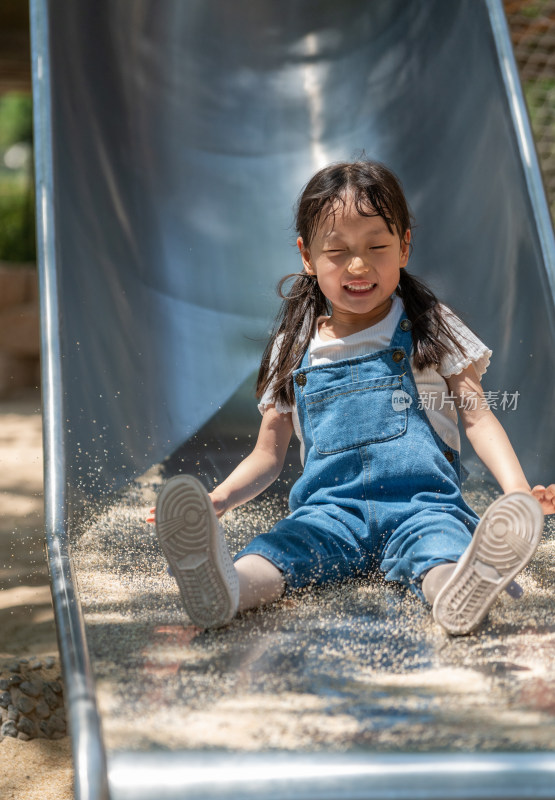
[0,92,36,263]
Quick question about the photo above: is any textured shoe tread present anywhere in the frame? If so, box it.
[156,476,239,628]
[433,492,543,635]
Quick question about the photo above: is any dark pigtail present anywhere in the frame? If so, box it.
[256,273,329,407]
[396,270,470,370]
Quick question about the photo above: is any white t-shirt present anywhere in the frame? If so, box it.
[258,295,492,462]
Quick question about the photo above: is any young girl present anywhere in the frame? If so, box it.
[150,160,555,636]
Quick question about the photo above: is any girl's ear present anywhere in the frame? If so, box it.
[297,236,315,275]
[400,229,411,268]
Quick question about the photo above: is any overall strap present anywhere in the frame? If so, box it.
[389,310,413,355]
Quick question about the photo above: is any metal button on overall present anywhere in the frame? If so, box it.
[295,373,307,387]
[444,450,455,463]
[392,350,404,363]
[400,319,412,331]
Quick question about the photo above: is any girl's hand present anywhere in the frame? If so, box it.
[531,484,555,515]
[208,491,228,518]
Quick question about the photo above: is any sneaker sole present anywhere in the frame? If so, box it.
[155,475,239,628]
[433,491,544,635]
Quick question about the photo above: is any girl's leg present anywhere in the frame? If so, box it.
[155,475,285,629]
[432,491,543,635]
[421,563,457,605]
[382,492,543,635]
[422,560,523,606]
[235,554,285,612]
[155,475,238,629]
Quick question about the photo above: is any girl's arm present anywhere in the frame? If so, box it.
[146,406,294,524]
[209,405,294,517]
[446,364,555,514]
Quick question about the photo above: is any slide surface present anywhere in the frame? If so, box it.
[30,1,555,798]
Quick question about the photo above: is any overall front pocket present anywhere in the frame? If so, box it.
[305,375,407,454]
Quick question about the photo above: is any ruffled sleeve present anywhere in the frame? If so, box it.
[257,334,294,415]
[437,305,492,379]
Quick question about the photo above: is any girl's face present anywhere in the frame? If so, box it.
[298,195,410,330]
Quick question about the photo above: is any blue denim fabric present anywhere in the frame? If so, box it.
[236,313,480,602]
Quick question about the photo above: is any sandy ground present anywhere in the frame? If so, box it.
[74,461,555,756]
[0,389,73,799]
[2,388,552,796]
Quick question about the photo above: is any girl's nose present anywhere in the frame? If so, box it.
[348,256,369,274]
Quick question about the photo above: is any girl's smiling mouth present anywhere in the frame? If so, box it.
[344,282,376,293]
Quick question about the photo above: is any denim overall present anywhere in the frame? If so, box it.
[238,312,480,601]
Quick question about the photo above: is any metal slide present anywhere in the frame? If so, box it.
[30,1,555,798]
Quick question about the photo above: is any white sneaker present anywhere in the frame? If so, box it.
[433,491,544,635]
[155,475,239,628]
